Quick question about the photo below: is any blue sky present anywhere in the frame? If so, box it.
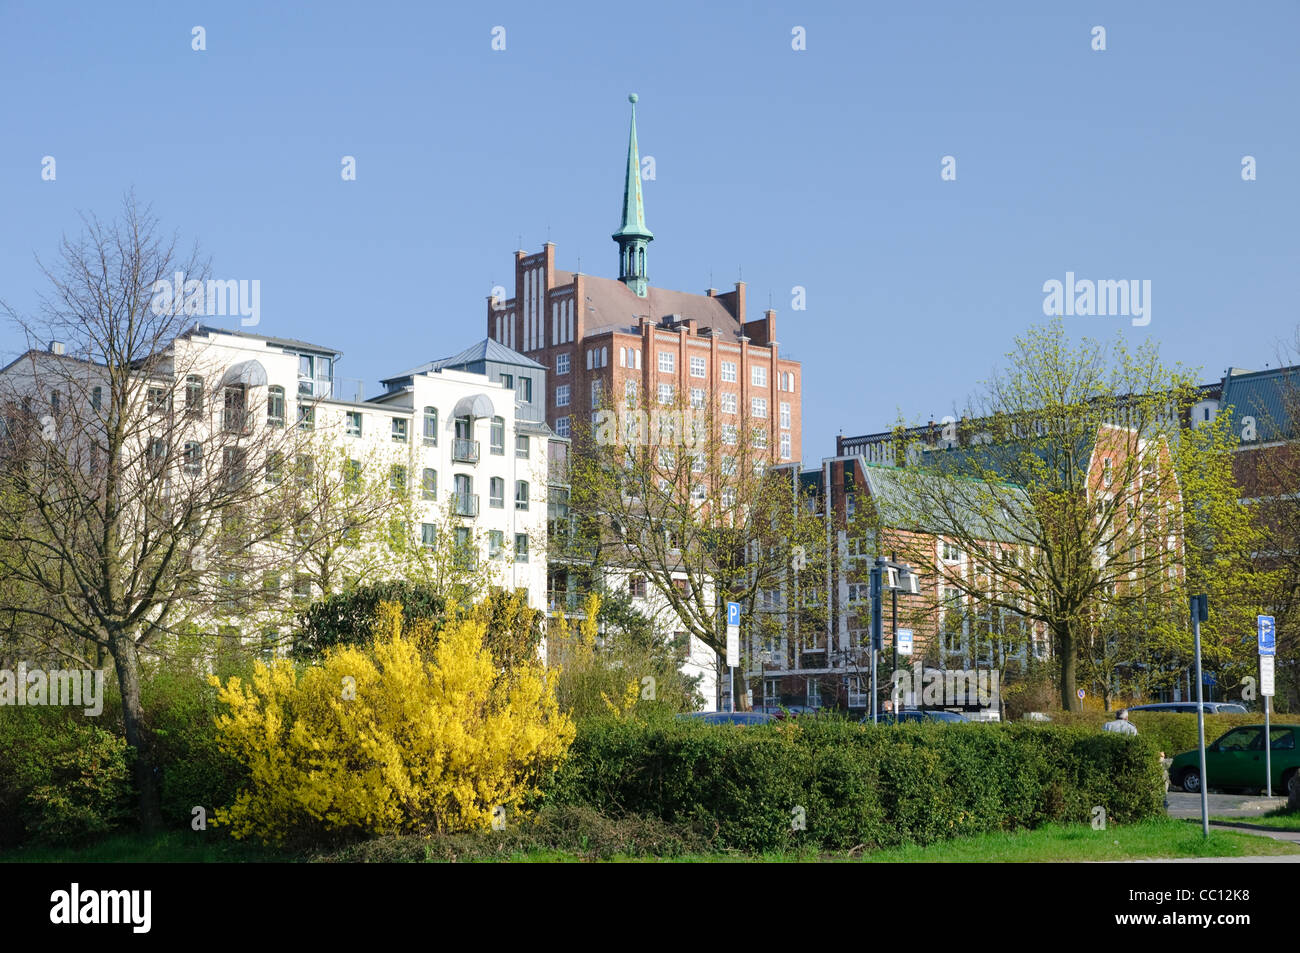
[2,1,1297,458]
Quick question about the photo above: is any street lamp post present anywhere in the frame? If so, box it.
[870,556,921,724]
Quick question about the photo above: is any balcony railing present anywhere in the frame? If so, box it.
[454,493,479,517]
[453,438,480,464]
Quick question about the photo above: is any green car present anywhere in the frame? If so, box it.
[1170,724,1300,796]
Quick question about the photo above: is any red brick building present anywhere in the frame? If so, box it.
[484,95,802,466]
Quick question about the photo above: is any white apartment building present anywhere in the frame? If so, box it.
[0,325,555,653]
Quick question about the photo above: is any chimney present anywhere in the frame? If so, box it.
[48,341,65,356]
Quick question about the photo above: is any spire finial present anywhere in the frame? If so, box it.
[613,93,653,297]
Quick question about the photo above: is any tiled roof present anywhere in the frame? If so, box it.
[577,275,741,338]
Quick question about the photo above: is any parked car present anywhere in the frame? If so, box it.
[1169,724,1300,795]
[870,709,969,725]
[677,711,776,726]
[1127,702,1248,714]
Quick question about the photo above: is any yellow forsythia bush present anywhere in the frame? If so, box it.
[208,602,575,842]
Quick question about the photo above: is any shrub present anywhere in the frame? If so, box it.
[211,602,575,843]
[547,716,1165,852]
[293,581,446,658]
[0,711,132,846]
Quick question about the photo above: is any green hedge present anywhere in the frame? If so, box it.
[545,716,1165,852]
[1045,712,1300,759]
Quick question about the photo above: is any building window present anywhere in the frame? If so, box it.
[515,480,530,510]
[752,427,768,448]
[516,376,533,402]
[690,388,705,409]
[392,418,408,443]
[625,380,638,405]
[628,576,647,598]
[752,397,767,418]
[721,392,737,414]
[491,416,505,455]
[721,361,737,383]
[942,541,962,562]
[182,441,203,475]
[556,416,571,437]
[556,384,570,407]
[722,455,737,475]
[266,386,284,427]
[346,411,362,437]
[185,375,204,416]
[265,452,283,484]
[422,468,437,500]
[515,533,529,563]
[780,402,791,429]
[780,432,791,459]
[556,353,570,375]
[658,352,674,374]
[690,356,706,378]
[423,406,438,445]
[345,458,362,488]
[390,464,407,496]
[722,424,738,445]
[490,476,505,508]
[91,386,102,410]
[488,530,504,557]
[501,373,514,391]
[1103,457,1113,487]
[515,434,529,458]
[591,379,604,408]
[147,385,168,415]
[421,523,438,549]
[224,385,249,433]
[807,679,821,707]
[297,404,314,431]
[721,487,737,508]
[293,575,312,603]
[752,366,768,387]
[658,383,674,405]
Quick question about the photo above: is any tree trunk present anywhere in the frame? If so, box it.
[108,629,161,831]
[1056,621,1080,711]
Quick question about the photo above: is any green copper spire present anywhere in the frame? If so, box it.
[613,93,653,297]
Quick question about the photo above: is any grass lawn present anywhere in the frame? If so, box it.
[6,819,1295,863]
[1209,808,1300,833]
[0,831,288,863]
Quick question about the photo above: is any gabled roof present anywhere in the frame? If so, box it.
[381,338,543,385]
[1219,365,1300,444]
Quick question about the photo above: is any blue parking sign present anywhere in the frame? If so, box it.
[726,602,741,627]
[1258,615,1276,656]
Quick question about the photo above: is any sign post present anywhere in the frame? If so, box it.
[1259,615,1276,797]
[1192,594,1209,838]
[726,601,740,714]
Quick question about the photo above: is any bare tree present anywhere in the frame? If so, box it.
[0,194,307,827]
[568,386,825,709]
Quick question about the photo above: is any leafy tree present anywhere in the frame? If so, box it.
[886,321,1199,710]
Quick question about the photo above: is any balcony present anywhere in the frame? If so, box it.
[454,493,479,518]
[453,438,480,464]
[547,589,592,616]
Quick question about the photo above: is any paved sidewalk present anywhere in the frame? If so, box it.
[1164,791,1289,820]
